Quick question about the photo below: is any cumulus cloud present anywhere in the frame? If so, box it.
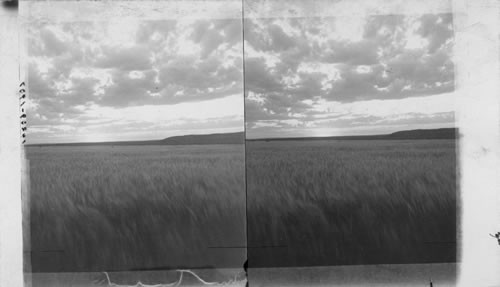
[99,69,157,106]
[39,29,68,56]
[245,57,283,94]
[245,14,455,138]
[95,45,152,71]
[28,18,243,143]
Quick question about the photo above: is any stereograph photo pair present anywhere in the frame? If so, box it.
[0,0,499,287]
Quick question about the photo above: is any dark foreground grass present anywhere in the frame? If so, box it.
[247,139,457,267]
[27,145,246,272]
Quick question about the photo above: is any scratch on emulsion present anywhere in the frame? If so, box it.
[97,269,246,287]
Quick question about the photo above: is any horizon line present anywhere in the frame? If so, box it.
[26,130,246,146]
[25,127,456,146]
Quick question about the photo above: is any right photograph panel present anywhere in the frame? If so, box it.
[244,4,457,285]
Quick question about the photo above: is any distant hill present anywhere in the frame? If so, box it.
[249,128,458,142]
[28,128,457,147]
[28,132,245,147]
[160,132,244,145]
[386,128,457,140]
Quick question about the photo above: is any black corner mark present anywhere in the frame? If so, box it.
[243,260,248,287]
[2,0,17,10]
[19,82,25,87]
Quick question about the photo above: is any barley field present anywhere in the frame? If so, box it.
[26,145,246,273]
[247,139,457,267]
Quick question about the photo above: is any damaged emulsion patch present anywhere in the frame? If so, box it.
[2,0,18,10]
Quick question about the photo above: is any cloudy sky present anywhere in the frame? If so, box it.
[245,14,455,139]
[28,18,243,144]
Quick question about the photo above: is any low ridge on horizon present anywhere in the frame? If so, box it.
[27,128,457,146]
[28,131,245,146]
[249,127,458,141]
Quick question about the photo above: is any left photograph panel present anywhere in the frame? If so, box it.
[22,1,246,286]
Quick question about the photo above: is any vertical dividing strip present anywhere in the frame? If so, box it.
[241,0,249,286]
